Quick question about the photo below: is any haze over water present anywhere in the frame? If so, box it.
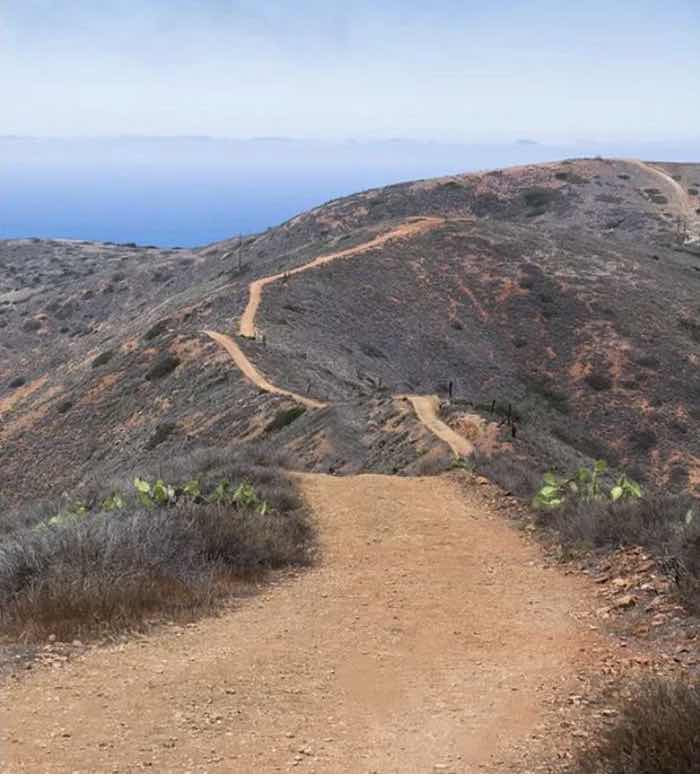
[2,136,699,247]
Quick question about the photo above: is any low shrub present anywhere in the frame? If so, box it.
[537,491,699,608]
[585,371,613,391]
[629,427,657,452]
[264,405,306,433]
[575,677,700,773]
[522,187,560,217]
[145,353,181,380]
[523,373,570,414]
[0,445,311,639]
[92,350,114,368]
[145,421,176,450]
[143,318,171,341]
[473,454,541,499]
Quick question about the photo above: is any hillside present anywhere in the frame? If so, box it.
[2,156,700,773]
[1,157,699,506]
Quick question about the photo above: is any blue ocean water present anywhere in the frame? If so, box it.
[1,137,698,247]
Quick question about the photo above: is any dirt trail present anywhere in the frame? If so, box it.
[206,217,476,456]
[239,218,443,337]
[1,473,608,773]
[203,329,326,410]
[401,394,473,457]
[630,159,700,241]
[205,325,472,456]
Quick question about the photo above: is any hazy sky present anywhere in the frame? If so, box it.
[1,0,699,141]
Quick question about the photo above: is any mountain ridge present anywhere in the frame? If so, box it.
[1,157,699,505]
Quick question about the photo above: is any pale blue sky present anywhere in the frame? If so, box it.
[1,1,699,140]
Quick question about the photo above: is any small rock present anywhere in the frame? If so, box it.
[613,594,636,609]
[48,634,57,643]
[646,595,666,612]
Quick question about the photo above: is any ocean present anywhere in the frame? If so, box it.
[1,137,698,247]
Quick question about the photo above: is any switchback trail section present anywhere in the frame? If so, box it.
[205,217,476,457]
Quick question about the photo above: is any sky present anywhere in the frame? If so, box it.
[1,0,699,142]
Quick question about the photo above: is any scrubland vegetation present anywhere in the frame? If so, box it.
[0,444,312,640]
[574,676,700,773]
[474,453,700,771]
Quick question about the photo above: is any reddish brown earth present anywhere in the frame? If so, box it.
[0,168,692,772]
[0,473,644,773]
[1,157,699,503]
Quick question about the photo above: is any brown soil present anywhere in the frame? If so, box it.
[401,394,473,457]
[203,329,326,409]
[1,473,617,773]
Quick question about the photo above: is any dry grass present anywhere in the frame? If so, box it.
[0,443,312,641]
[575,677,700,773]
[536,494,700,610]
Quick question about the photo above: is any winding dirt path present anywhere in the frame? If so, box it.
[203,329,326,410]
[401,394,472,457]
[0,215,636,773]
[207,217,476,456]
[630,159,700,241]
[239,217,443,338]
[1,474,608,773]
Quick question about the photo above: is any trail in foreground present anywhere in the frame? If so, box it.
[2,473,607,773]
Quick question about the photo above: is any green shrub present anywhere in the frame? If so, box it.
[533,460,641,509]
